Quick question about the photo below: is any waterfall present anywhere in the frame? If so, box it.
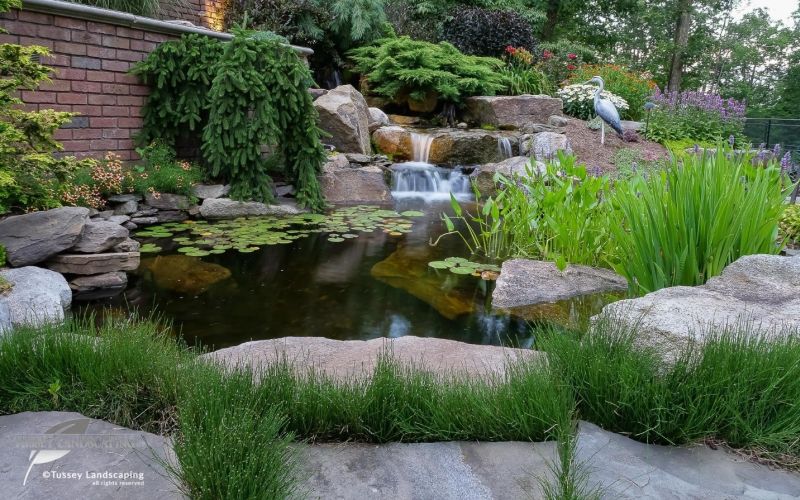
[497,137,512,159]
[410,133,434,163]
[391,163,471,201]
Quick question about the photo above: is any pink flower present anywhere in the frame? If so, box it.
[567,53,577,60]
[505,45,516,55]
[566,64,577,70]
[542,49,553,60]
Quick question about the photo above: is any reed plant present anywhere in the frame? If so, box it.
[611,147,786,294]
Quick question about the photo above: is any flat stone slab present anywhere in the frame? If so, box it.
[202,336,540,380]
[198,198,304,219]
[493,259,628,309]
[577,421,800,499]
[298,440,556,499]
[0,412,181,499]
[46,252,140,275]
[594,254,800,353]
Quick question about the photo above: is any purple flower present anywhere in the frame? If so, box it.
[693,144,700,154]
[781,152,792,173]
[728,135,735,147]
[773,144,782,156]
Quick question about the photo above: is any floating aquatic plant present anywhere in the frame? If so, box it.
[428,257,501,279]
[135,206,423,256]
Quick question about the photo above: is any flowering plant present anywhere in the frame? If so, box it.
[645,88,746,143]
[500,45,553,96]
[558,84,629,121]
[567,64,656,120]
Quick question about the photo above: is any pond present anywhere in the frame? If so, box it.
[79,172,618,351]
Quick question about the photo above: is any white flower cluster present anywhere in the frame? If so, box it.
[557,84,629,110]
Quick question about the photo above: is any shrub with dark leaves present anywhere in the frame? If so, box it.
[622,129,640,143]
[441,7,537,58]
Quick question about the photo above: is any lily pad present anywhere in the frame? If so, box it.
[428,261,451,269]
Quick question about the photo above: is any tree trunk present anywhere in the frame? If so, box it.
[667,0,693,91]
[541,0,560,41]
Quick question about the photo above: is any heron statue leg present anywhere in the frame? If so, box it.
[601,122,605,145]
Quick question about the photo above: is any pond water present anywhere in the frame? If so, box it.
[79,173,619,351]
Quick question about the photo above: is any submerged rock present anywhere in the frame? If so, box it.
[0,207,89,267]
[202,336,540,380]
[315,84,372,154]
[198,198,304,219]
[594,254,800,355]
[0,266,71,332]
[371,247,475,320]
[492,259,628,310]
[464,95,564,129]
[140,255,232,295]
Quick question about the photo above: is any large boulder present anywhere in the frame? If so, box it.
[202,336,541,380]
[368,107,390,132]
[70,220,128,253]
[464,95,564,129]
[199,198,304,219]
[45,252,140,275]
[0,267,71,332]
[493,259,628,310]
[521,132,573,161]
[474,156,545,195]
[314,84,372,154]
[594,254,800,356]
[318,154,391,204]
[372,127,519,165]
[0,207,89,267]
[192,184,229,200]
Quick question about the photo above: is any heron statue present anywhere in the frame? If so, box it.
[584,76,623,145]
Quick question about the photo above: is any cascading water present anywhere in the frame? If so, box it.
[497,137,512,159]
[391,132,471,201]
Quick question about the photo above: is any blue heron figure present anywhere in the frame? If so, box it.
[584,76,623,145]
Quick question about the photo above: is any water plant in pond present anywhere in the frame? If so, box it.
[135,206,424,256]
[428,257,500,279]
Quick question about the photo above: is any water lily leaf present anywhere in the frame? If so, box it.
[328,237,345,243]
[428,261,451,269]
[139,243,162,253]
[401,210,424,217]
[450,266,476,275]
[445,257,470,265]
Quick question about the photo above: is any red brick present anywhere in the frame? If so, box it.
[8,22,37,37]
[72,128,103,140]
[88,94,116,105]
[55,17,86,30]
[21,91,56,103]
[18,11,52,24]
[144,32,171,43]
[87,46,116,59]
[19,36,52,49]
[101,60,130,72]
[129,106,144,118]
[57,93,87,105]
[46,104,74,113]
[42,53,70,67]
[117,139,135,150]
[102,83,129,95]
[117,95,144,106]
[37,25,70,40]
[103,128,131,139]
[39,80,71,92]
[54,41,86,55]
[130,40,157,52]
[0,33,18,44]
[53,129,72,141]
[72,105,102,115]
[118,117,144,128]
[55,68,86,80]
[102,35,129,49]
[90,117,117,128]
[116,27,144,39]
[87,22,115,35]
[90,139,118,150]
[115,73,140,85]
[86,70,114,82]
[72,31,102,45]
[116,150,134,161]
[102,106,129,117]
[129,85,150,96]
[1,9,17,20]
[116,49,145,62]
[71,56,102,70]
[71,81,103,93]
[60,140,91,152]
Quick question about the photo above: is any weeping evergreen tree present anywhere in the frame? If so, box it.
[134,34,327,212]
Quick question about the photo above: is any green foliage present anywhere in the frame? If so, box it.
[133,34,327,211]
[644,89,746,144]
[538,39,599,85]
[557,83,629,121]
[0,22,94,213]
[349,35,507,106]
[499,47,554,96]
[131,34,223,146]
[780,204,800,243]
[0,244,6,267]
[440,6,538,58]
[132,141,204,197]
[541,318,800,463]
[567,64,655,120]
[610,148,786,295]
[433,190,515,261]
[66,0,163,16]
[611,148,669,180]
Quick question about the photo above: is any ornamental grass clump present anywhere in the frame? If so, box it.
[557,84,629,121]
[645,88,746,143]
[610,147,786,295]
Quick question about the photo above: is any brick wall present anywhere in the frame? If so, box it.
[159,0,225,31]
